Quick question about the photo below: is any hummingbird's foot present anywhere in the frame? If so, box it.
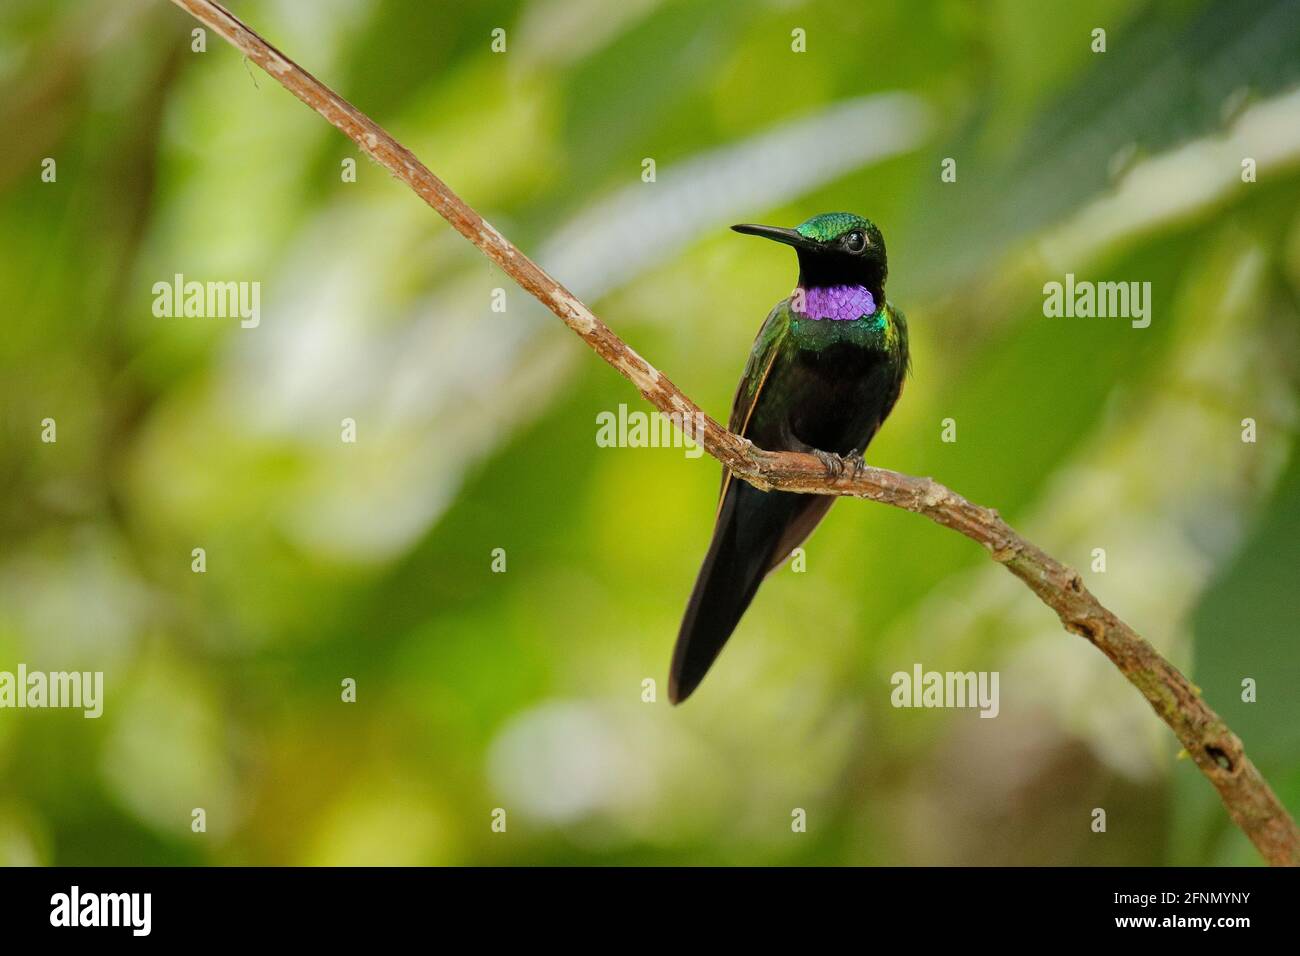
[844,454,867,478]
[812,448,845,479]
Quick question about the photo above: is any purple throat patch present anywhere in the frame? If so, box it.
[796,285,876,321]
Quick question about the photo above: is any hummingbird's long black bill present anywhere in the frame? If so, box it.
[730,223,819,251]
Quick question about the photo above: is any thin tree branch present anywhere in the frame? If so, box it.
[168,0,1300,866]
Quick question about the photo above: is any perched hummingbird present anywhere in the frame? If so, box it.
[670,212,909,704]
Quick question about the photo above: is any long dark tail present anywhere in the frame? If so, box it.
[670,481,833,703]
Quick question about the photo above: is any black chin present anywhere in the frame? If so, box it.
[797,250,883,294]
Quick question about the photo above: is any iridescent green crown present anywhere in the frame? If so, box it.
[794,212,874,243]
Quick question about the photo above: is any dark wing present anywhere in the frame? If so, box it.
[876,302,909,424]
[718,300,792,506]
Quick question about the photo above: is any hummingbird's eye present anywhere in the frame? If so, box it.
[844,231,866,253]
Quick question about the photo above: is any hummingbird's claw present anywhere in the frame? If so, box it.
[845,454,867,478]
[813,448,844,479]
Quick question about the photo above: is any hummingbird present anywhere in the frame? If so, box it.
[670,212,909,704]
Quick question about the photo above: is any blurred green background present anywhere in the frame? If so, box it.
[1,0,1297,866]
